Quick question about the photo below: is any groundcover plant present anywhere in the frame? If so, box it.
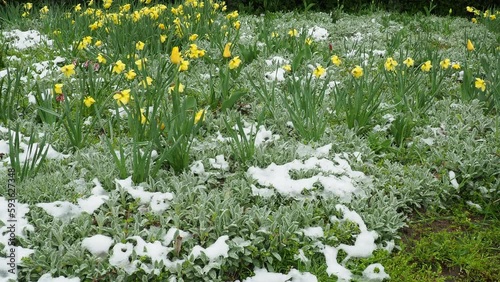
[0,1,499,281]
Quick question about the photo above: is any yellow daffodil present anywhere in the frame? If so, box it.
[140,77,153,88]
[140,108,147,124]
[23,2,32,10]
[74,4,81,12]
[94,40,102,47]
[403,57,414,67]
[136,41,145,51]
[179,59,189,71]
[271,32,279,38]
[439,58,450,69]
[168,83,185,94]
[103,0,112,9]
[54,84,63,94]
[313,65,326,78]
[229,56,241,70]
[384,57,398,72]
[113,89,131,106]
[135,58,147,70]
[223,43,232,58]
[305,38,313,45]
[467,39,475,51]
[282,64,292,72]
[233,21,241,30]
[288,29,298,37]
[194,109,205,124]
[170,47,181,64]
[475,78,486,91]
[84,96,96,107]
[40,6,49,14]
[97,53,107,64]
[112,60,126,74]
[471,18,477,23]
[466,6,474,13]
[189,34,198,41]
[351,65,363,78]
[125,69,136,80]
[61,64,75,77]
[160,34,167,43]
[452,62,461,70]
[331,55,342,66]
[490,15,496,20]
[421,60,432,72]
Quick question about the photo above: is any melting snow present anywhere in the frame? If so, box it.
[37,273,80,282]
[265,68,286,82]
[301,227,324,238]
[449,171,459,189]
[115,177,174,210]
[2,29,53,50]
[307,26,329,41]
[209,155,230,171]
[82,234,114,257]
[242,268,318,282]
[190,235,229,261]
[265,56,289,66]
[362,263,390,281]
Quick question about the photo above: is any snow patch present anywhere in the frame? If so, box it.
[82,234,114,257]
[2,29,53,50]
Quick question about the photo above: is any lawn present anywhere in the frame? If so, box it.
[0,1,499,281]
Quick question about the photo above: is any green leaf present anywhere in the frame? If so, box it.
[221,89,247,111]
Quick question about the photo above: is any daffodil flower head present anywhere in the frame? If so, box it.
[125,69,137,80]
[229,56,241,70]
[113,89,131,106]
[84,96,96,107]
[439,58,451,69]
[112,60,126,74]
[179,59,189,71]
[421,60,432,72]
[194,109,205,124]
[313,65,326,78]
[136,41,145,51]
[54,83,64,94]
[331,55,342,66]
[384,57,398,72]
[223,43,232,58]
[403,57,414,68]
[170,47,182,65]
[475,78,486,92]
[61,64,76,77]
[351,65,363,78]
[467,39,475,51]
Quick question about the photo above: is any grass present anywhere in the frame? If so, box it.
[0,1,499,281]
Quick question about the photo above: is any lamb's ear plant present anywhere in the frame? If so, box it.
[8,123,49,182]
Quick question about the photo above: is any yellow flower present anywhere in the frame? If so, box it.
[331,55,342,66]
[61,64,75,77]
[229,56,241,70]
[179,59,189,71]
[282,64,292,72]
[84,96,96,107]
[226,10,239,20]
[168,83,185,94]
[467,39,475,51]
[140,77,153,88]
[54,83,64,94]
[113,89,131,106]
[384,57,398,72]
[170,47,181,65]
[474,78,486,92]
[466,6,474,13]
[40,6,49,14]
[23,2,33,10]
[135,58,147,70]
[439,58,450,69]
[223,43,232,58]
[136,41,145,51]
[103,0,112,9]
[194,109,205,124]
[97,53,107,64]
[351,65,363,78]
[160,34,167,43]
[22,12,29,17]
[271,32,279,38]
[421,60,432,72]
[140,108,147,124]
[233,21,241,30]
[189,34,198,41]
[305,38,313,45]
[403,57,414,67]
[288,29,298,37]
[452,62,461,70]
[471,18,477,23]
[125,69,136,80]
[490,15,496,20]
[313,65,325,78]
[53,30,61,36]
[74,4,82,12]
[120,4,131,13]
[94,40,102,47]
[112,60,126,74]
